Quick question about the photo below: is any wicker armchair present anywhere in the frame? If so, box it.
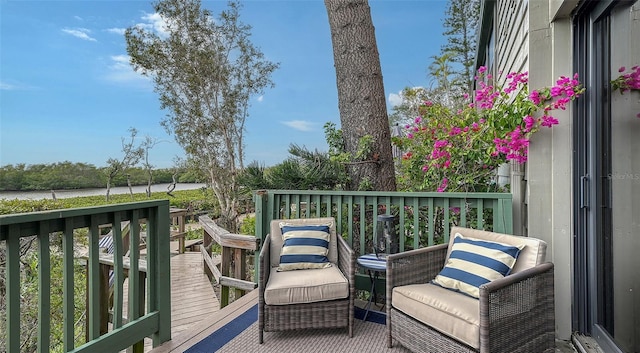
[258,217,355,343]
[386,226,555,353]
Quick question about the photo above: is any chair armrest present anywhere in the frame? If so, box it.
[386,244,448,289]
[258,235,271,293]
[337,235,356,286]
[479,262,555,352]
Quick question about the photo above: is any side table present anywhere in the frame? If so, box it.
[356,253,387,320]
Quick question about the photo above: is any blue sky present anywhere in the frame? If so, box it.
[1,0,447,168]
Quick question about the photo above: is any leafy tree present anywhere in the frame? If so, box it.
[324,0,396,191]
[239,145,343,192]
[126,0,278,231]
[104,128,144,201]
[390,87,443,126]
[441,0,480,92]
[0,163,188,192]
[0,163,27,190]
[140,136,164,198]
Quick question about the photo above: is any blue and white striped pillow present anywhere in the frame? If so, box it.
[432,233,524,298]
[277,224,332,271]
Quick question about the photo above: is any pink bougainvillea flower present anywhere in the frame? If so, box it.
[392,66,587,193]
[619,66,626,72]
[434,140,448,149]
[529,90,541,105]
[541,115,559,127]
[436,178,448,192]
[523,115,536,131]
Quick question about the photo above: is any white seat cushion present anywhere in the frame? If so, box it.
[393,283,480,349]
[264,266,349,305]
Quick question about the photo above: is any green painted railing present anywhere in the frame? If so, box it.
[254,190,513,289]
[0,200,172,353]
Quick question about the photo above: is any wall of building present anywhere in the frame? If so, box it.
[482,0,581,341]
[524,0,574,341]
[492,0,530,236]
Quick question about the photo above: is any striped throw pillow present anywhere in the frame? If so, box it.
[432,233,524,298]
[277,224,332,271]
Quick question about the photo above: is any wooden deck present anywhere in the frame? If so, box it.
[122,246,220,352]
[165,252,220,335]
[149,287,258,353]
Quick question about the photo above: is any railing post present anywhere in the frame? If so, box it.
[151,201,172,346]
[254,190,269,286]
[234,248,247,298]
[131,271,147,353]
[203,228,213,278]
[99,263,110,335]
[254,190,268,244]
[6,225,21,353]
[220,246,231,308]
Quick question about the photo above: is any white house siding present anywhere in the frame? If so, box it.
[495,0,529,75]
[493,0,530,237]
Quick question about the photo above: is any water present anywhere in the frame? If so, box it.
[0,183,208,200]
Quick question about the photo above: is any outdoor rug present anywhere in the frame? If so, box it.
[185,306,410,353]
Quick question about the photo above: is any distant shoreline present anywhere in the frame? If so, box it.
[0,183,208,200]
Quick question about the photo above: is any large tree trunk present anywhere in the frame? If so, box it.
[324,0,396,191]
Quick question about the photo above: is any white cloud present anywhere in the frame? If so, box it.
[388,92,403,107]
[137,12,171,38]
[281,120,315,132]
[74,16,83,21]
[62,27,97,42]
[0,82,17,90]
[257,95,264,102]
[106,27,126,35]
[388,86,427,107]
[103,55,150,86]
[0,80,34,90]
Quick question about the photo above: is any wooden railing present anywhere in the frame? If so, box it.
[0,200,172,353]
[253,190,513,289]
[200,216,258,308]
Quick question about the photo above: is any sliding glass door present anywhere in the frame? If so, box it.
[574,2,640,352]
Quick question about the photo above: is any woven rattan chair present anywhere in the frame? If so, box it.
[386,226,555,353]
[258,217,355,343]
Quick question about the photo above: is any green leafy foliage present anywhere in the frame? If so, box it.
[126,0,278,231]
[0,189,216,216]
[395,69,584,192]
[0,162,199,191]
[239,143,345,191]
[239,215,255,236]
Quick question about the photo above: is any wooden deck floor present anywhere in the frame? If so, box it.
[149,288,258,353]
[122,247,220,352]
